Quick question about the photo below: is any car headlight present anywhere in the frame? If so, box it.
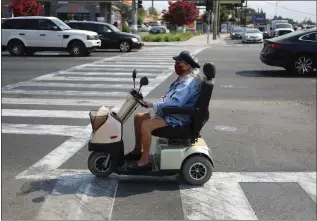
[131,38,138,43]
[87,35,98,40]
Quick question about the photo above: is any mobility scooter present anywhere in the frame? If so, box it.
[87,62,216,185]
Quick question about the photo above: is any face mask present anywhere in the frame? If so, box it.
[174,63,185,75]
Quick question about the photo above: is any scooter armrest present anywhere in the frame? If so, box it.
[161,107,199,115]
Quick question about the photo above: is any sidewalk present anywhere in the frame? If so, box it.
[144,33,229,46]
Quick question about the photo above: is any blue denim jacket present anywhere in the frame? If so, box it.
[153,73,201,127]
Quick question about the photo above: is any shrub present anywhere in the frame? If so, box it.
[142,31,198,42]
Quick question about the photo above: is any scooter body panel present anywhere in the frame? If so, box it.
[159,138,213,170]
[90,113,122,144]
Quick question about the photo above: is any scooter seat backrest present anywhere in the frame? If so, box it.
[191,77,214,137]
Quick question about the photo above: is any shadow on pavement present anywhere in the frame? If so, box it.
[236,70,317,78]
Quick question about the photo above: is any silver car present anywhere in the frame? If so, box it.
[242,28,263,43]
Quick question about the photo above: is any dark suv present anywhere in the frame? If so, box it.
[66,21,143,52]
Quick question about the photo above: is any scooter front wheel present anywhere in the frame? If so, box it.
[88,151,113,177]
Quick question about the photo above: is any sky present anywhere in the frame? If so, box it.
[142,1,317,23]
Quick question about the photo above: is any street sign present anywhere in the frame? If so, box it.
[192,0,206,6]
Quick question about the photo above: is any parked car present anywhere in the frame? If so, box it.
[242,28,263,43]
[149,26,161,34]
[138,24,149,32]
[230,27,244,39]
[260,27,317,76]
[66,21,143,52]
[1,16,101,56]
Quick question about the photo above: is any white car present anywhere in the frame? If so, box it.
[242,28,263,43]
[1,16,101,56]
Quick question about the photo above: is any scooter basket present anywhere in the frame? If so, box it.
[89,110,108,132]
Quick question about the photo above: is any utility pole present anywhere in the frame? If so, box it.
[217,0,220,35]
[131,0,137,34]
[212,0,217,40]
[207,10,211,44]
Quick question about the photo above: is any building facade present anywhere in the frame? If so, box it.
[1,0,129,27]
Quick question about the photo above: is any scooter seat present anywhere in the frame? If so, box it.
[152,125,192,139]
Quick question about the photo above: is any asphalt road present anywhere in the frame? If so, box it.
[1,40,316,220]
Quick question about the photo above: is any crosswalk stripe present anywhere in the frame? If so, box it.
[16,169,316,220]
[33,75,154,82]
[75,67,170,72]
[86,64,171,68]
[9,81,156,90]
[57,71,159,77]
[1,88,130,97]
[96,61,174,65]
[2,109,89,119]
[1,98,122,107]
[2,123,88,137]
[36,175,118,220]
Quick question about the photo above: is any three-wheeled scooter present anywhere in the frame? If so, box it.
[87,62,216,185]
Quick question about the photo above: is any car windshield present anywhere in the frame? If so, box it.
[276,23,292,29]
[51,18,71,30]
[107,24,120,32]
[233,28,243,32]
[245,29,260,33]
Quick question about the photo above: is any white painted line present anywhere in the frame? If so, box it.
[180,181,258,220]
[33,75,150,82]
[36,175,118,220]
[12,81,156,91]
[214,125,237,132]
[1,89,129,97]
[58,71,159,77]
[95,61,174,65]
[221,85,248,89]
[2,109,89,119]
[1,98,122,107]
[180,171,317,220]
[106,58,174,61]
[85,64,171,68]
[76,67,170,72]
[2,124,88,137]
[15,125,91,179]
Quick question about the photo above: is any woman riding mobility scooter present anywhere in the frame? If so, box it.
[87,62,216,185]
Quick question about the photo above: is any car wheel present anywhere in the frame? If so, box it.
[119,41,131,52]
[293,55,315,76]
[7,40,25,56]
[68,40,87,57]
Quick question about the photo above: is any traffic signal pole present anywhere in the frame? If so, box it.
[131,0,138,33]
[212,0,218,40]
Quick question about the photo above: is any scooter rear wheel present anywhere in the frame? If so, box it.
[181,155,212,185]
[88,151,113,177]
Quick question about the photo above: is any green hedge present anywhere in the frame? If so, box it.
[142,31,203,42]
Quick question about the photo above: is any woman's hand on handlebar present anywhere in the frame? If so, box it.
[144,101,153,108]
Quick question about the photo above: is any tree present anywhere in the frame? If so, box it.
[8,0,42,17]
[137,7,146,25]
[115,3,131,21]
[220,5,229,22]
[162,0,199,26]
[148,7,158,16]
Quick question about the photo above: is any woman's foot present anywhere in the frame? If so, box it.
[124,149,142,161]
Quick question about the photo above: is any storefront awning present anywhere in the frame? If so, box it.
[56,5,90,13]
